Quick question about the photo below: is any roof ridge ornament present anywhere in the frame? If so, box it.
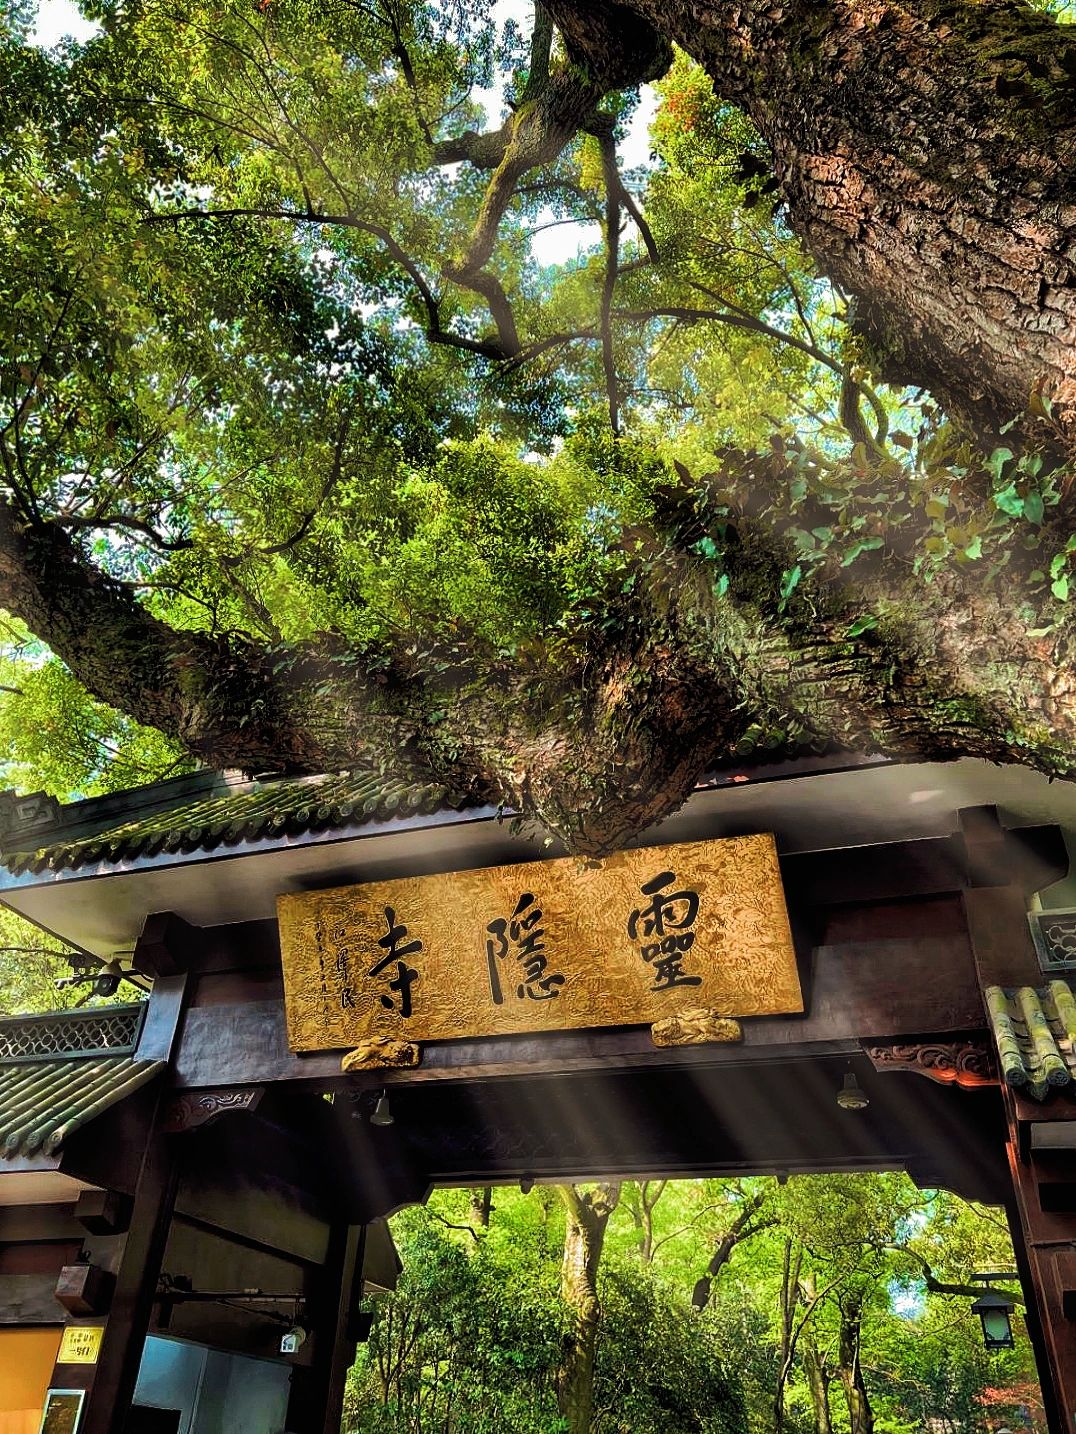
[0,788,61,841]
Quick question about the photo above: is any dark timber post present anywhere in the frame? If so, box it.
[45,961,190,1434]
[961,806,1074,1434]
[78,1119,181,1434]
[286,1221,364,1434]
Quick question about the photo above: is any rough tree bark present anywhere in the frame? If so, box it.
[836,1290,875,1434]
[799,1275,834,1434]
[773,1236,803,1434]
[555,1182,621,1434]
[469,1187,493,1229]
[802,1334,834,1434]
[4,451,1076,854]
[5,1,1076,857]
[547,0,1076,453]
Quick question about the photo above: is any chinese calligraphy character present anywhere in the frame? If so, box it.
[486,892,566,1003]
[627,871,703,993]
[326,919,363,1011]
[368,906,421,1017]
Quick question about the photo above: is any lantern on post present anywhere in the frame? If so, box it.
[970,1287,1016,1351]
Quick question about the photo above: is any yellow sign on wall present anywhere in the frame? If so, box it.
[56,1326,103,1366]
[278,834,802,1052]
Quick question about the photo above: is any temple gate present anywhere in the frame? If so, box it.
[3,753,1076,1430]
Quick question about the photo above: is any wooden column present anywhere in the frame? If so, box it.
[961,807,1076,1434]
[77,1121,181,1434]
[1004,1164,1073,1434]
[285,1222,364,1434]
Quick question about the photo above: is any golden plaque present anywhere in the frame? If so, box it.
[57,1325,104,1365]
[277,833,802,1052]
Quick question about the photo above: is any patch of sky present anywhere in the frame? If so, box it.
[30,0,99,48]
[888,1275,927,1319]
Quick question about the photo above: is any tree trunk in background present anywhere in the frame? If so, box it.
[802,1334,834,1434]
[626,1180,666,1263]
[469,1187,493,1228]
[773,1237,803,1434]
[837,1291,875,1434]
[691,1189,770,1311]
[799,1276,834,1434]
[555,1183,621,1434]
[549,0,1076,453]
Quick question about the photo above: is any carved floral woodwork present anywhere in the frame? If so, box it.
[861,1040,996,1088]
[162,1087,263,1132]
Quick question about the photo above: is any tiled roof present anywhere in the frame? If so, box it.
[0,1054,164,1159]
[0,751,880,882]
[985,980,1076,1100]
[0,769,469,877]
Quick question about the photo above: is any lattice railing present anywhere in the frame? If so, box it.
[0,1003,144,1061]
[1030,909,1076,973]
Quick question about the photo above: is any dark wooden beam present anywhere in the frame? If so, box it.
[964,883,1044,990]
[0,1204,80,1241]
[957,808,1067,892]
[174,921,985,1089]
[1003,1097,1076,1434]
[0,1272,68,1324]
[1005,1191,1066,1434]
[55,1262,114,1315]
[133,911,201,979]
[957,823,1072,1430]
[135,972,188,1063]
[75,1189,131,1236]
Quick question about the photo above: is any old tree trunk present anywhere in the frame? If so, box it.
[3,0,1076,853]
[555,1184,621,1434]
[550,0,1076,451]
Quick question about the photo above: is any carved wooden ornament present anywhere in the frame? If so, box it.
[862,1040,997,1088]
[277,834,802,1052]
[162,1087,263,1132]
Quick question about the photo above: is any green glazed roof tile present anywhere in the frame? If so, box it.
[0,1054,165,1158]
[0,751,873,882]
[985,980,1076,1100]
[0,768,468,877]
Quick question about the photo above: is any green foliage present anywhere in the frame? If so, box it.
[0,907,76,1015]
[0,10,1064,1426]
[0,620,191,797]
[349,1177,1044,1434]
[1,2,1073,810]
[346,1203,565,1432]
[594,1264,743,1433]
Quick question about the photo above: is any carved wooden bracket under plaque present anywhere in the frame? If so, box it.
[651,1009,742,1047]
[162,1087,264,1133]
[861,1040,997,1088]
[278,833,802,1054]
[342,1037,421,1072]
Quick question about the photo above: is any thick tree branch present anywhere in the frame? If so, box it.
[902,1248,1025,1305]
[56,514,195,553]
[144,206,511,359]
[438,2,670,342]
[5,437,1076,854]
[548,0,1076,454]
[598,128,622,434]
